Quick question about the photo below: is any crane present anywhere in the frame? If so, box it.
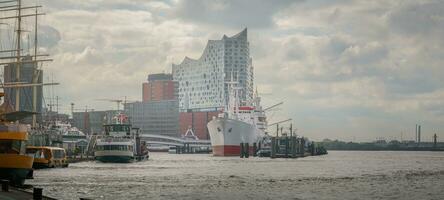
[264,102,283,112]
[95,97,137,111]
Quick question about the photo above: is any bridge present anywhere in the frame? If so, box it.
[139,134,212,149]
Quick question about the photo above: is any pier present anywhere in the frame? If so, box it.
[0,180,55,200]
[240,136,327,158]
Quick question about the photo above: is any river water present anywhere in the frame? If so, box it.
[28,151,444,200]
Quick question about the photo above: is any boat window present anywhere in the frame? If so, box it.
[99,145,131,151]
[52,150,65,159]
[0,139,21,154]
[26,149,46,158]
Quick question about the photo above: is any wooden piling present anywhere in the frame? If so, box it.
[284,136,289,158]
[33,188,43,200]
[311,142,315,156]
[240,143,244,158]
[245,143,250,158]
[291,136,297,158]
[300,137,305,156]
[271,137,276,158]
[1,180,9,192]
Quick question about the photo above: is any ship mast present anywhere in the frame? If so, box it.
[15,0,22,112]
[31,4,39,127]
[0,0,54,125]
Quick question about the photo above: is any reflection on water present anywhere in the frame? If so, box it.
[28,151,444,200]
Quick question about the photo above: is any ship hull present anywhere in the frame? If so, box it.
[94,151,134,163]
[207,118,262,156]
[0,154,34,186]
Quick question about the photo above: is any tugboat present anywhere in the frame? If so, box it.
[0,92,34,186]
[94,113,148,163]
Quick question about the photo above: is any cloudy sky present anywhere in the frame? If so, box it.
[4,0,444,141]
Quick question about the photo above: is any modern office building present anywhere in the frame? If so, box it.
[172,28,254,111]
[124,100,179,137]
[3,55,43,124]
[142,73,177,102]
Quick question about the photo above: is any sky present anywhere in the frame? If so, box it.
[2,0,443,141]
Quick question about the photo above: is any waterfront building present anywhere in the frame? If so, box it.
[179,111,219,140]
[172,28,254,111]
[142,73,177,102]
[72,110,118,134]
[3,55,43,124]
[124,100,179,137]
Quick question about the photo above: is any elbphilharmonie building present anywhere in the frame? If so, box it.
[172,28,254,111]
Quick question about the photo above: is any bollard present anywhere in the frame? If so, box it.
[240,143,244,158]
[33,187,43,200]
[253,143,257,157]
[245,143,250,158]
[1,179,9,192]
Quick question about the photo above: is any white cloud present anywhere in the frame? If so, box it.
[10,0,442,141]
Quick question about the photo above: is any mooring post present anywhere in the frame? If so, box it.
[1,179,9,192]
[434,134,438,149]
[291,136,297,158]
[245,143,250,158]
[33,187,43,200]
[240,143,244,158]
[285,136,289,158]
[300,138,305,156]
[271,137,276,158]
[253,142,257,157]
[311,142,315,156]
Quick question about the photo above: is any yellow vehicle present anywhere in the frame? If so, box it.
[26,146,69,168]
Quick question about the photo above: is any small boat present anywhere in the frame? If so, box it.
[94,113,148,163]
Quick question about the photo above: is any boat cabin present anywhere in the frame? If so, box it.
[104,124,132,137]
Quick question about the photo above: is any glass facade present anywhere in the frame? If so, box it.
[124,100,179,137]
[172,28,254,111]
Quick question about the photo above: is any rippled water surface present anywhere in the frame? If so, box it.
[28,151,444,200]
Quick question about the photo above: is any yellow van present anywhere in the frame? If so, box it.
[26,146,69,168]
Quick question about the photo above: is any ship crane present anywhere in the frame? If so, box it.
[268,118,292,127]
[95,97,137,111]
[264,102,283,112]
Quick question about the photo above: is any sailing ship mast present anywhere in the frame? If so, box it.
[0,0,55,126]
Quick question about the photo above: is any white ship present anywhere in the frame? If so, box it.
[207,77,267,156]
[94,113,148,163]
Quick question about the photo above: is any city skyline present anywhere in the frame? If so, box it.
[5,0,442,142]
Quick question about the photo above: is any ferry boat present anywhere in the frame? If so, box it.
[207,79,267,156]
[94,113,148,163]
[0,94,34,186]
